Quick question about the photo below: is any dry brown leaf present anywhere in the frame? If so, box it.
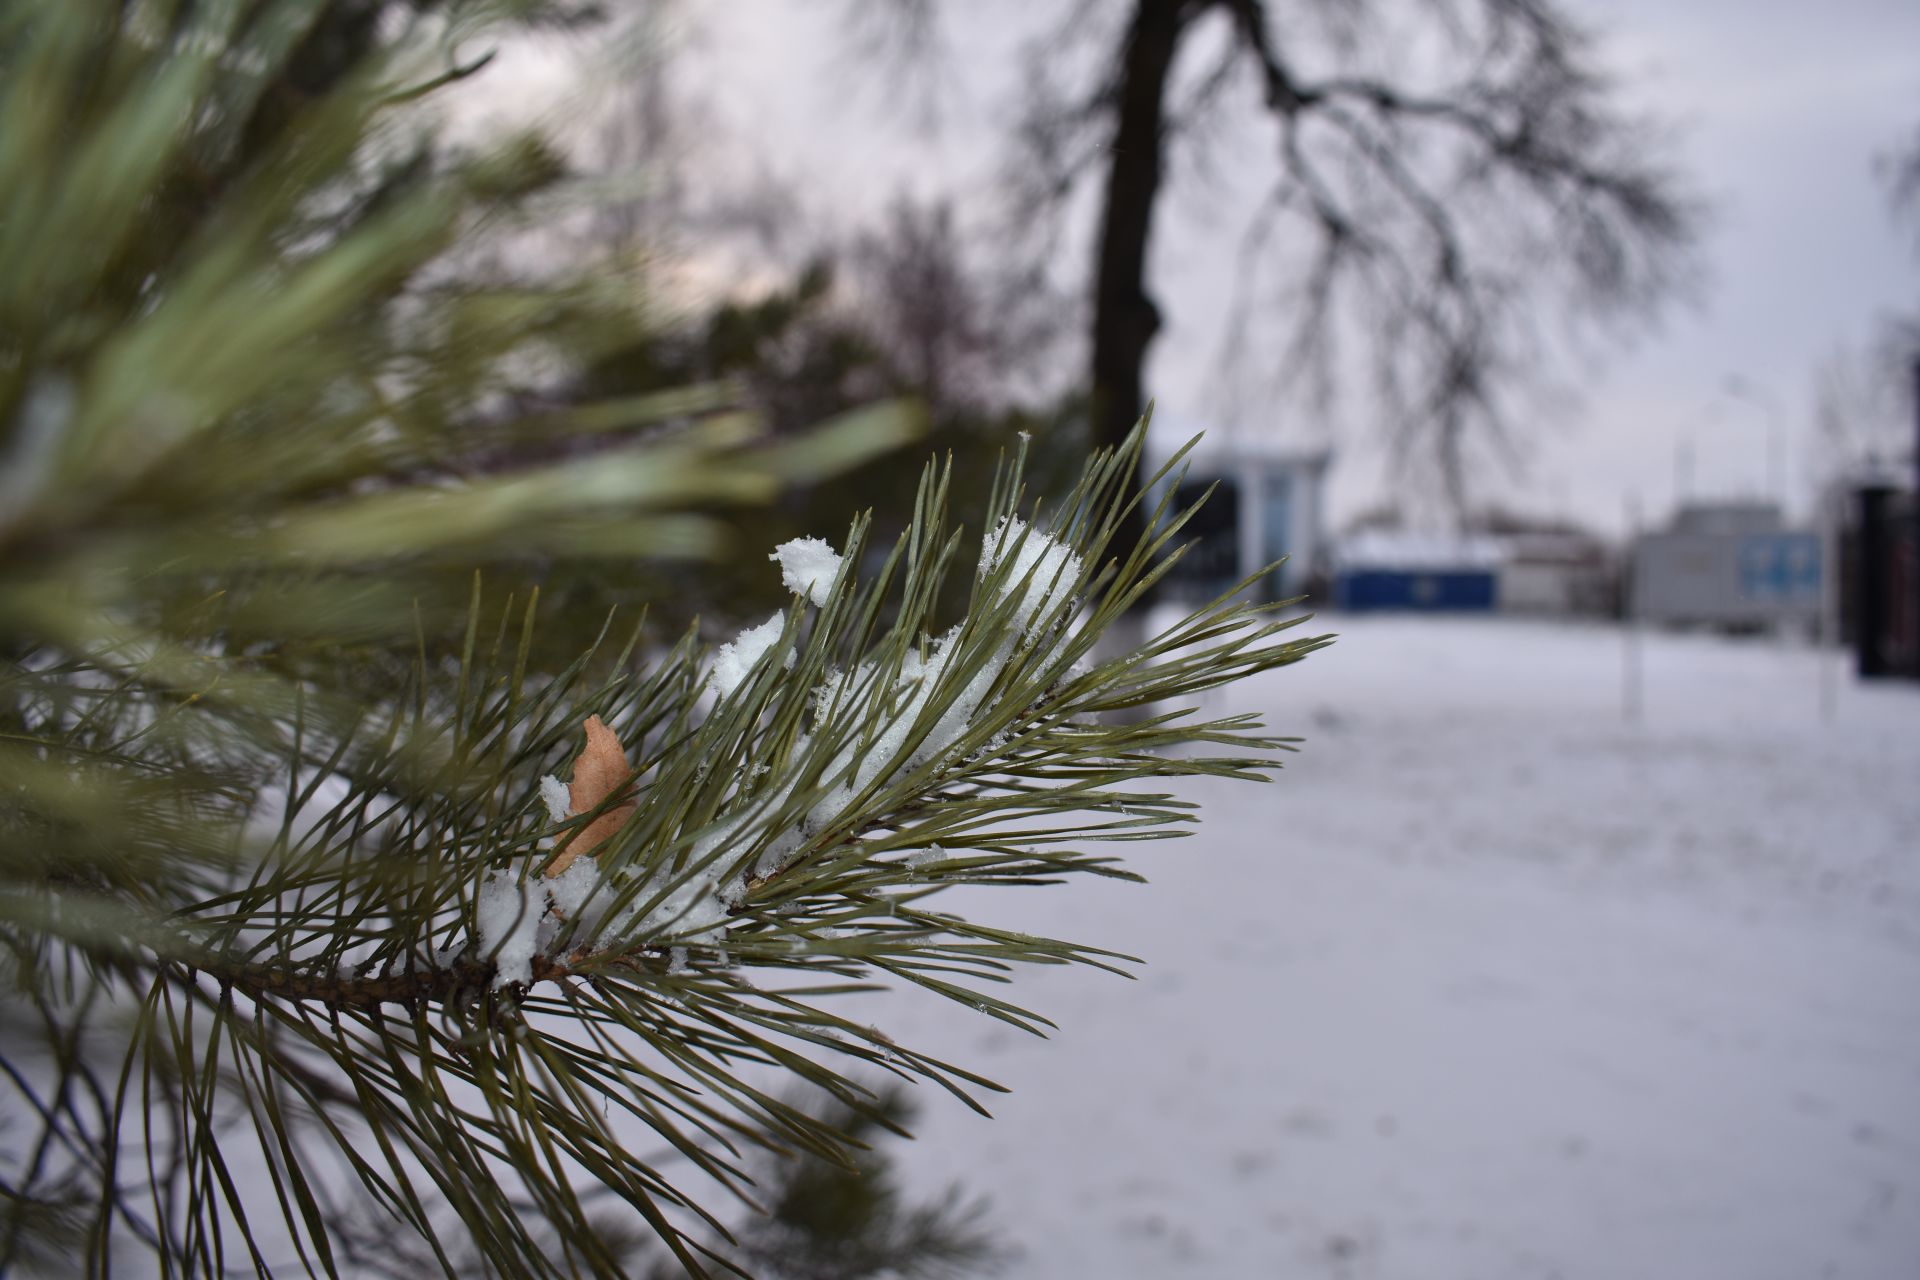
[543,714,635,877]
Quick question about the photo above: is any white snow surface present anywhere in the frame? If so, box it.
[857,615,1920,1279]
[771,536,844,608]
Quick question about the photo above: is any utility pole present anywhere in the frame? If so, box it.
[1910,354,1920,679]
[1724,374,1786,511]
[1623,494,1644,724]
[1820,485,1839,721]
[1674,433,1693,507]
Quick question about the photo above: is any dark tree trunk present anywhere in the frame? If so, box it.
[1091,0,1190,546]
[1091,0,1188,451]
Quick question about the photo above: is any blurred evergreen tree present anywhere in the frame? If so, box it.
[578,219,1088,631]
[636,1088,1002,1280]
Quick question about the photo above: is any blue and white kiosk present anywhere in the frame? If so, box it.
[1146,432,1332,603]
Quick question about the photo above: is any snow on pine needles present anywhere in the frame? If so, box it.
[476,522,1089,989]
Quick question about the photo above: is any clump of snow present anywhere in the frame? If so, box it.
[593,791,801,946]
[751,825,807,880]
[539,775,571,825]
[981,516,1083,632]
[711,613,793,698]
[630,870,732,940]
[507,520,1086,964]
[800,521,1085,840]
[545,856,603,918]
[771,537,844,608]
[476,871,547,989]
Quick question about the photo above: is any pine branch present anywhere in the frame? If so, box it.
[221,954,574,1012]
[0,4,1330,1274]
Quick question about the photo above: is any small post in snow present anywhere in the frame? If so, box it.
[1623,494,1643,725]
[1818,487,1839,722]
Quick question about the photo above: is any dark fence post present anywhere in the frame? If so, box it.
[1910,356,1919,668]
[1857,486,1892,677]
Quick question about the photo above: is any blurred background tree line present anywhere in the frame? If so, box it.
[397,0,1707,603]
[1815,117,1920,485]
[175,0,1708,612]
[554,0,1702,534]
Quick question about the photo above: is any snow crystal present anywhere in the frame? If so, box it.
[805,782,857,838]
[771,537,844,608]
[925,633,1006,760]
[711,612,794,698]
[668,946,688,974]
[476,871,547,989]
[906,844,945,869]
[539,775,571,825]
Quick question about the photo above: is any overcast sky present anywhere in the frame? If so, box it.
[486,0,1920,537]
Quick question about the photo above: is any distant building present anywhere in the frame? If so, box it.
[1146,437,1332,602]
[1494,532,1617,616]
[1331,531,1502,612]
[1630,501,1823,630]
[1461,510,1617,617]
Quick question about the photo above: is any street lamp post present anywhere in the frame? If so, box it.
[1723,374,1786,510]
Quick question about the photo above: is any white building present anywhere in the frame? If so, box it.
[1145,433,1332,602]
[1630,501,1823,629]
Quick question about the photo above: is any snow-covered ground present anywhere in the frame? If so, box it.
[870,614,1920,1279]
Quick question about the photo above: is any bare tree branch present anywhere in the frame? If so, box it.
[851,0,1700,512]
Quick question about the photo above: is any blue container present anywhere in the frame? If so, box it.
[1335,569,1497,612]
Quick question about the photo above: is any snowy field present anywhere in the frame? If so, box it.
[867,614,1920,1279]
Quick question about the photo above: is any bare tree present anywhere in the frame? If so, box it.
[852,0,1700,509]
[1812,342,1913,492]
[1875,120,1920,365]
[848,196,1074,414]
[1882,120,1920,250]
